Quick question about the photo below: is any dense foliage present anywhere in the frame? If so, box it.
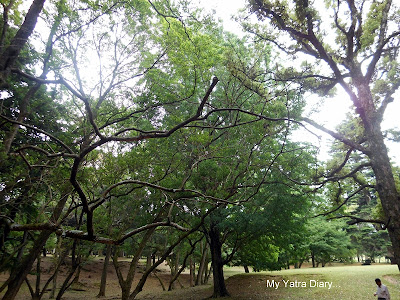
[0,0,398,299]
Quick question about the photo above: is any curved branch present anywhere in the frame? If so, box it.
[3,217,189,245]
[302,117,369,154]
[326,147,354,177]
[0,114,75,154]
[313,184,375,218]
[329,214,386,226]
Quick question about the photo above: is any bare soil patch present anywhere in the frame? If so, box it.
[0,257,293,299]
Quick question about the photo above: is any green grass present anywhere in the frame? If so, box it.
[259,264,400,299]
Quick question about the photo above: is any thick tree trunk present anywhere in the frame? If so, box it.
[355,82,400,270]
[209,225,229,298]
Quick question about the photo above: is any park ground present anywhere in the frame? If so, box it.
[1,258,400,299]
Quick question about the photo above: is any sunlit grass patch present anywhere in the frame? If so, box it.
[259,264,400,299]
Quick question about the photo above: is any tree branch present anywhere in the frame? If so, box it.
[302,117,368,154]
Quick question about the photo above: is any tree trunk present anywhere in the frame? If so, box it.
[209,225,229,298]
[113,225,157,300]
[146,254,152,270]
[2,190,70,300]
[189,257,194,287]
[97,244,112,297]
[311,252,315,268]
[243,265,249,273]
[1,231,52,300]
[196,241,208,286]
[34,254,41,299]
[0,0,45,72]
[355,81,400,270]
[202,251,209,285]
[205,265,212,284]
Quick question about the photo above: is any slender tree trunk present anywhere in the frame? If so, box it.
[202,251,209,285]
[34,254,41,299]
[55,266,79,300]
[196,241,208,286]
[72,265,82,284]
[311,252,315,268]
[50,235,62,299]
[243,265,249,273]
[209,225,229,298]
[146,254,152,270]
[204,264,212,284]
[189,257,194,287]
[2,230,52,300]
[97,244,112,297]
[2,191,70,300]
[153,272,166,291]
[113,226,157,300]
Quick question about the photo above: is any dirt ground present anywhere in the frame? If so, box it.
[0,256,277,300]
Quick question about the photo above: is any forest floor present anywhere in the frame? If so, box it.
[1,257,400,299]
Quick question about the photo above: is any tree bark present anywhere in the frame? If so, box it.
[1,231,52,300]
[97,244,112,297]
[2,192,70,300]
[146,254,152,270]
[354,81,400,270]
[189,257,194,287]
[196,241,208,286]
[0,0,45,72]
[209,225,229,298]
[113,225,157,300]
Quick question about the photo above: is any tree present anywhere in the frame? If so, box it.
[307,218,354,267]
[0,0,224,298]
[244,0,400,269]
[350,224,391,262]
[0,1,310,299]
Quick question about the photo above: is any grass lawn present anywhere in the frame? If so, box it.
[257,264,400,299]
[149,263,400,299]
[2,260,399,299]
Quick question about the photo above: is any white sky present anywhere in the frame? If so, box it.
[196,0,400,165]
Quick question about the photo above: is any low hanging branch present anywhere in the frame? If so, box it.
[328,214,387,227]
[302,117,369,154]
[1,216,189,245]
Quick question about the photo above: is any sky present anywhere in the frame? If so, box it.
[195,0,400,165]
